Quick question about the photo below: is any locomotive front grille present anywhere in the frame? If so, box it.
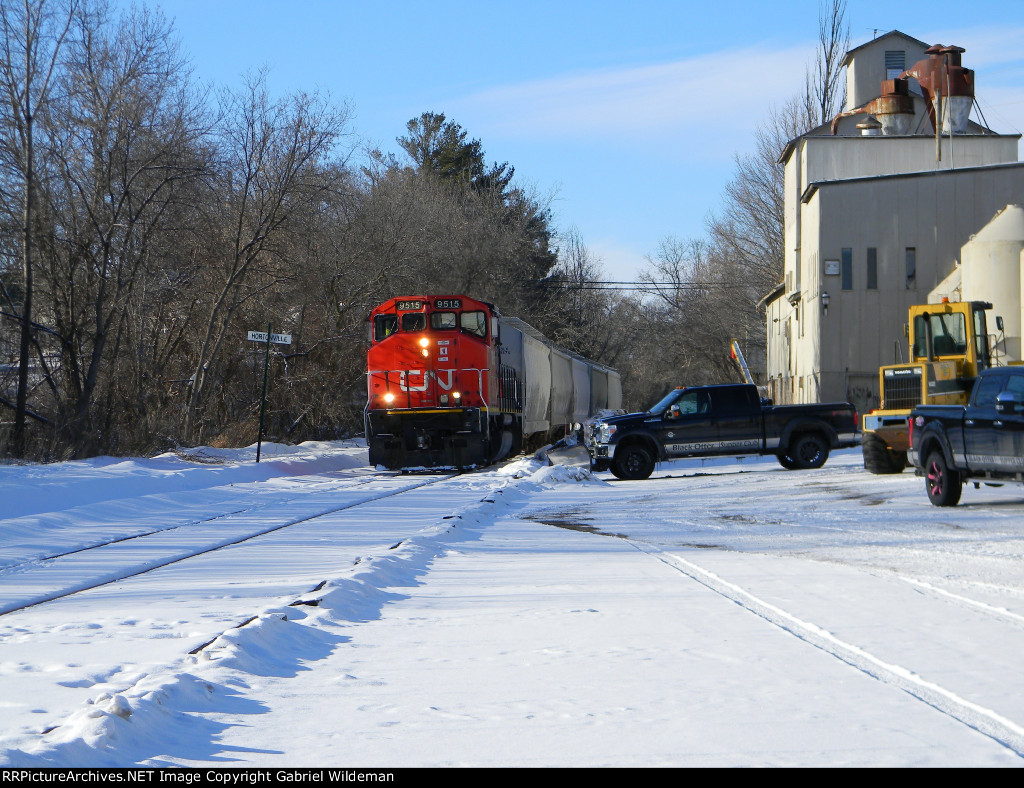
[882,367,923,410]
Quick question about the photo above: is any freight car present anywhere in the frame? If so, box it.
[365,295,621,470]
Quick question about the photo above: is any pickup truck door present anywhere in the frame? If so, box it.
[712,387,763,453]
[963,375,1004,468]
[658,389,719,457]
[994,377,1024,472]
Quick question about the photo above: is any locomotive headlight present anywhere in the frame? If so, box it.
[452,391,461,400]
[383,392,395,404]
[419,337,429,348]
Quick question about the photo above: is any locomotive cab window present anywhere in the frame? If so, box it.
[461,311,487,338]
[431,312,457,330]
[374,314,397,342]
[401,312,426,332]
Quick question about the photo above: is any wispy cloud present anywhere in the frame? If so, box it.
[920,25,1024,74]
[452,27,1024,152]
[449,43,814,155]
[583,237,650,281]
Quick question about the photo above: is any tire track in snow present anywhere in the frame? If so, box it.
[634,542,1024,758]
[896,575,1024,628]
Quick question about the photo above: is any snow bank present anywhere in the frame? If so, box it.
[1,440,368,521]
[2,453,603,766]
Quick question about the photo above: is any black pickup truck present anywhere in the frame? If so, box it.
[909,366,1024,506]
[585,383,860,480]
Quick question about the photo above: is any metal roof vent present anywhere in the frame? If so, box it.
[857,117,883,136]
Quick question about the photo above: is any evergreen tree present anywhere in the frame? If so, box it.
[397,111,513,194]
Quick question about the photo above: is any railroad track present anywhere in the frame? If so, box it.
[0,461,523,752]
[0,474,384,574]
[0,470,464,618]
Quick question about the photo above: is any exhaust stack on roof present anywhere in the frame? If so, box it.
[900,44,974,135]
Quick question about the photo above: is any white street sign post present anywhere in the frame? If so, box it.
[248,325,292,463]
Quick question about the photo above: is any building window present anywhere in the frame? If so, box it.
[841,248,853,290]
[885,51,905,80]
[866,247,878,290]
[905,247,916,289]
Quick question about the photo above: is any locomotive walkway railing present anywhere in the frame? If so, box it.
[366,367,489,413]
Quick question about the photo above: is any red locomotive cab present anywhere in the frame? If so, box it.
[367,296,498,410]
[365,296,503,469]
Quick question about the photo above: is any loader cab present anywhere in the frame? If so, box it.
[908,300,993,378]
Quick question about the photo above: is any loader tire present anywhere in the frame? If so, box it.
[862,433,908,475]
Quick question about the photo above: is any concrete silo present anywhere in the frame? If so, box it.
[960,204,1024,361]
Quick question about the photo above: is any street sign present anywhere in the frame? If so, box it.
[247,325,292,463]
[247,331,292,345]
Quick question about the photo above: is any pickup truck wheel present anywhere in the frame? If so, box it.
[777,453,799,470]
[790,433,829,469]
[925,450,962,507]
[611,445,655,480]
[861,433,908,474]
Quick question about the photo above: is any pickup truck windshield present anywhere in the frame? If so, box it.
[649,389,683,415]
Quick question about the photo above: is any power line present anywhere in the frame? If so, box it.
[541,280,764,292]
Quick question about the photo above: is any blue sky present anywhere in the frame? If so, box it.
[140,0,1024,281]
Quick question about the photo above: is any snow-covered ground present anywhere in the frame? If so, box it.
[2,441,1024,767]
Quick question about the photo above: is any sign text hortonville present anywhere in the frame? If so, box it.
[247,331,292,345]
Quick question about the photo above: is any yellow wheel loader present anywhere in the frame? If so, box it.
[862,300,999,474]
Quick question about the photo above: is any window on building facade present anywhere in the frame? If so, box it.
[906,247,916,289]
[867,247,878,290]
[885,50,905,80]
[841,248,853,290]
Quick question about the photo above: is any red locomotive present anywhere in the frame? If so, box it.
[365,295,621,470]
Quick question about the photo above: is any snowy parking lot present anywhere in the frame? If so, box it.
[2,442,1024,767]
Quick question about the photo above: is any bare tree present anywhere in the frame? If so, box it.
[805,0,850,126]
[33,2,209,453]
[639,237,742,382]
[182,73,351,444]
[634,0,851,385]
[709,95,809,295]
[543,226,623,363]
[0,0,76,456]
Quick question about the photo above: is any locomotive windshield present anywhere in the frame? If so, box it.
[401,313,426,331]
[431,312,457,330]
[373,304,488,341]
